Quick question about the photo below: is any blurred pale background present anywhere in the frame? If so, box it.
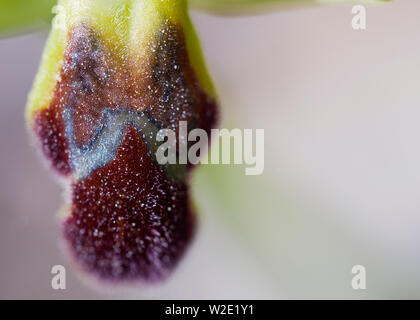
[1,0,420,299]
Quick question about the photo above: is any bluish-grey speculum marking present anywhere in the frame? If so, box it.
[63,107,186,181]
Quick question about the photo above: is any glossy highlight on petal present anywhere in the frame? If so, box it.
[26,0,218,283]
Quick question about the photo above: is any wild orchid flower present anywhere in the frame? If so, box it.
[25,0,217,282]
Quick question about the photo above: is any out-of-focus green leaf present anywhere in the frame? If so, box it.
[0,0,56,35]
[190,0,390,15]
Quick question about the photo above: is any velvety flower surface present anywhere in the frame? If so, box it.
[26,0,218,282]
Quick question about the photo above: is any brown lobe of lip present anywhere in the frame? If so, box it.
[63,126,195,281]
[31,20,218,281]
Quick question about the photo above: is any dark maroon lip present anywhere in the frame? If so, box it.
[30,21,218,282]
[63,126,196,281]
